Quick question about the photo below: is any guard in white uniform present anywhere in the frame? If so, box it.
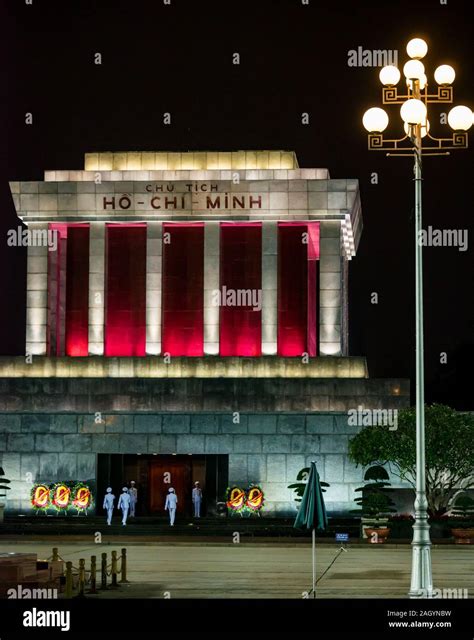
[117,487,131,526]
[192,481,202,518]
[164,487,178,526]
[129,481,138,517]
[103,487,115,525]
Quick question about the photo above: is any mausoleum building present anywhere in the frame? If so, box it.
[1,151,409,516]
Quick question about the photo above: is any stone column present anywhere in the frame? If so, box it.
[88,222,105,355]
[146,222,162,355]
[340,255,349,356]
[261,221,278,354]
[319,221,342,355]
[25,223,49,356]
[57,234,68,355]
[203,221,220,355]
[47,232,67,356]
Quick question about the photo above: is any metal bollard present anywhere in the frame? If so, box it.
[111,550,119,588]
[52,547,59,562]
[65,561,73,599]
[119,548,129,583]
[77,558,86,598]
[88,555,97,594]
[101,552,107,590]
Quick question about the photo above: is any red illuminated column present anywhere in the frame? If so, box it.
[219,223,262,356]
[277,222,320,357]
[161,223,204,356]
[65,225,90,356]
[104,224,147,357]
[47,224,90,357]
[307,222,320,357]
[47,224,68,356]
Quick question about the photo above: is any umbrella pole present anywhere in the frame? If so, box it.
[312,527,316,598]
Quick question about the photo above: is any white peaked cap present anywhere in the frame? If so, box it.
[122,487,128,492]
[168,487,175,492]
[106,487,112,493]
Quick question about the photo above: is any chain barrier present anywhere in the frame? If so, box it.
[47,547,128,599]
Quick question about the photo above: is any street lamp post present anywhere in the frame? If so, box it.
[362,37,473,598]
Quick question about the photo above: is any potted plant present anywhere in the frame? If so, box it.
[349,405,474,521]
[427,514,451,540]
[450,494,474,544]
[0,466,11,523]
[387,513,415,539]
[352,465,396,543]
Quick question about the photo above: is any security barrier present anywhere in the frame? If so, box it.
[110,551,118,589]
[89,555,97,594]
[101,552,107,591]
[47,548,129,598]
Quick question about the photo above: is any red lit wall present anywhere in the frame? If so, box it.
[162,223,204,356]
[278,224,307,356]
[65,226,90,356]
[278,222,319,356]
[219,223,262,356]
[306,222,320,357]
[47,224,67,356]
[48,224,90,357]
[105,224,147,356]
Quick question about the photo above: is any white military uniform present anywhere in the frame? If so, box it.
[192,484,202,518]
[165,488,178,526]
[117,487,131,525]
[103,488,115,525]
[129,482,138,517]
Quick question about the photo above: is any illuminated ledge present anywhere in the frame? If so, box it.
[84,150,301,172]
[0,357,368,379]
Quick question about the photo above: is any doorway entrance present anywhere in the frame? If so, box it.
[97,454,228,517]
[148,456,195,515]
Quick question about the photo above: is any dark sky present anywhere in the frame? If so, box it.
[1,0,473,408]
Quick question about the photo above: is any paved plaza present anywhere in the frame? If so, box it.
[1,540,472,599]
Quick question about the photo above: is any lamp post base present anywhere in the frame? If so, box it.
[409,524,433,597]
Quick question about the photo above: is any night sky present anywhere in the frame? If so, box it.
[1,0,473,408]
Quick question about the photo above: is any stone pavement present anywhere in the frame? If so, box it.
[1,540,472,599]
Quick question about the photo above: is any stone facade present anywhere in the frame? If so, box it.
[0,376,410,516]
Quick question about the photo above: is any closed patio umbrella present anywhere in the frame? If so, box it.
[294,460,328,597]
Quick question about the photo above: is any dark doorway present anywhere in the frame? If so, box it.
[149,456,194,515]
[97,454,228,517]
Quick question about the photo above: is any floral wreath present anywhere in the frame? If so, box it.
[31,484,50,511]
[225,484,265,516]
[50,482,72,510]
[71,482,93,513]
[30,481,94,513]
